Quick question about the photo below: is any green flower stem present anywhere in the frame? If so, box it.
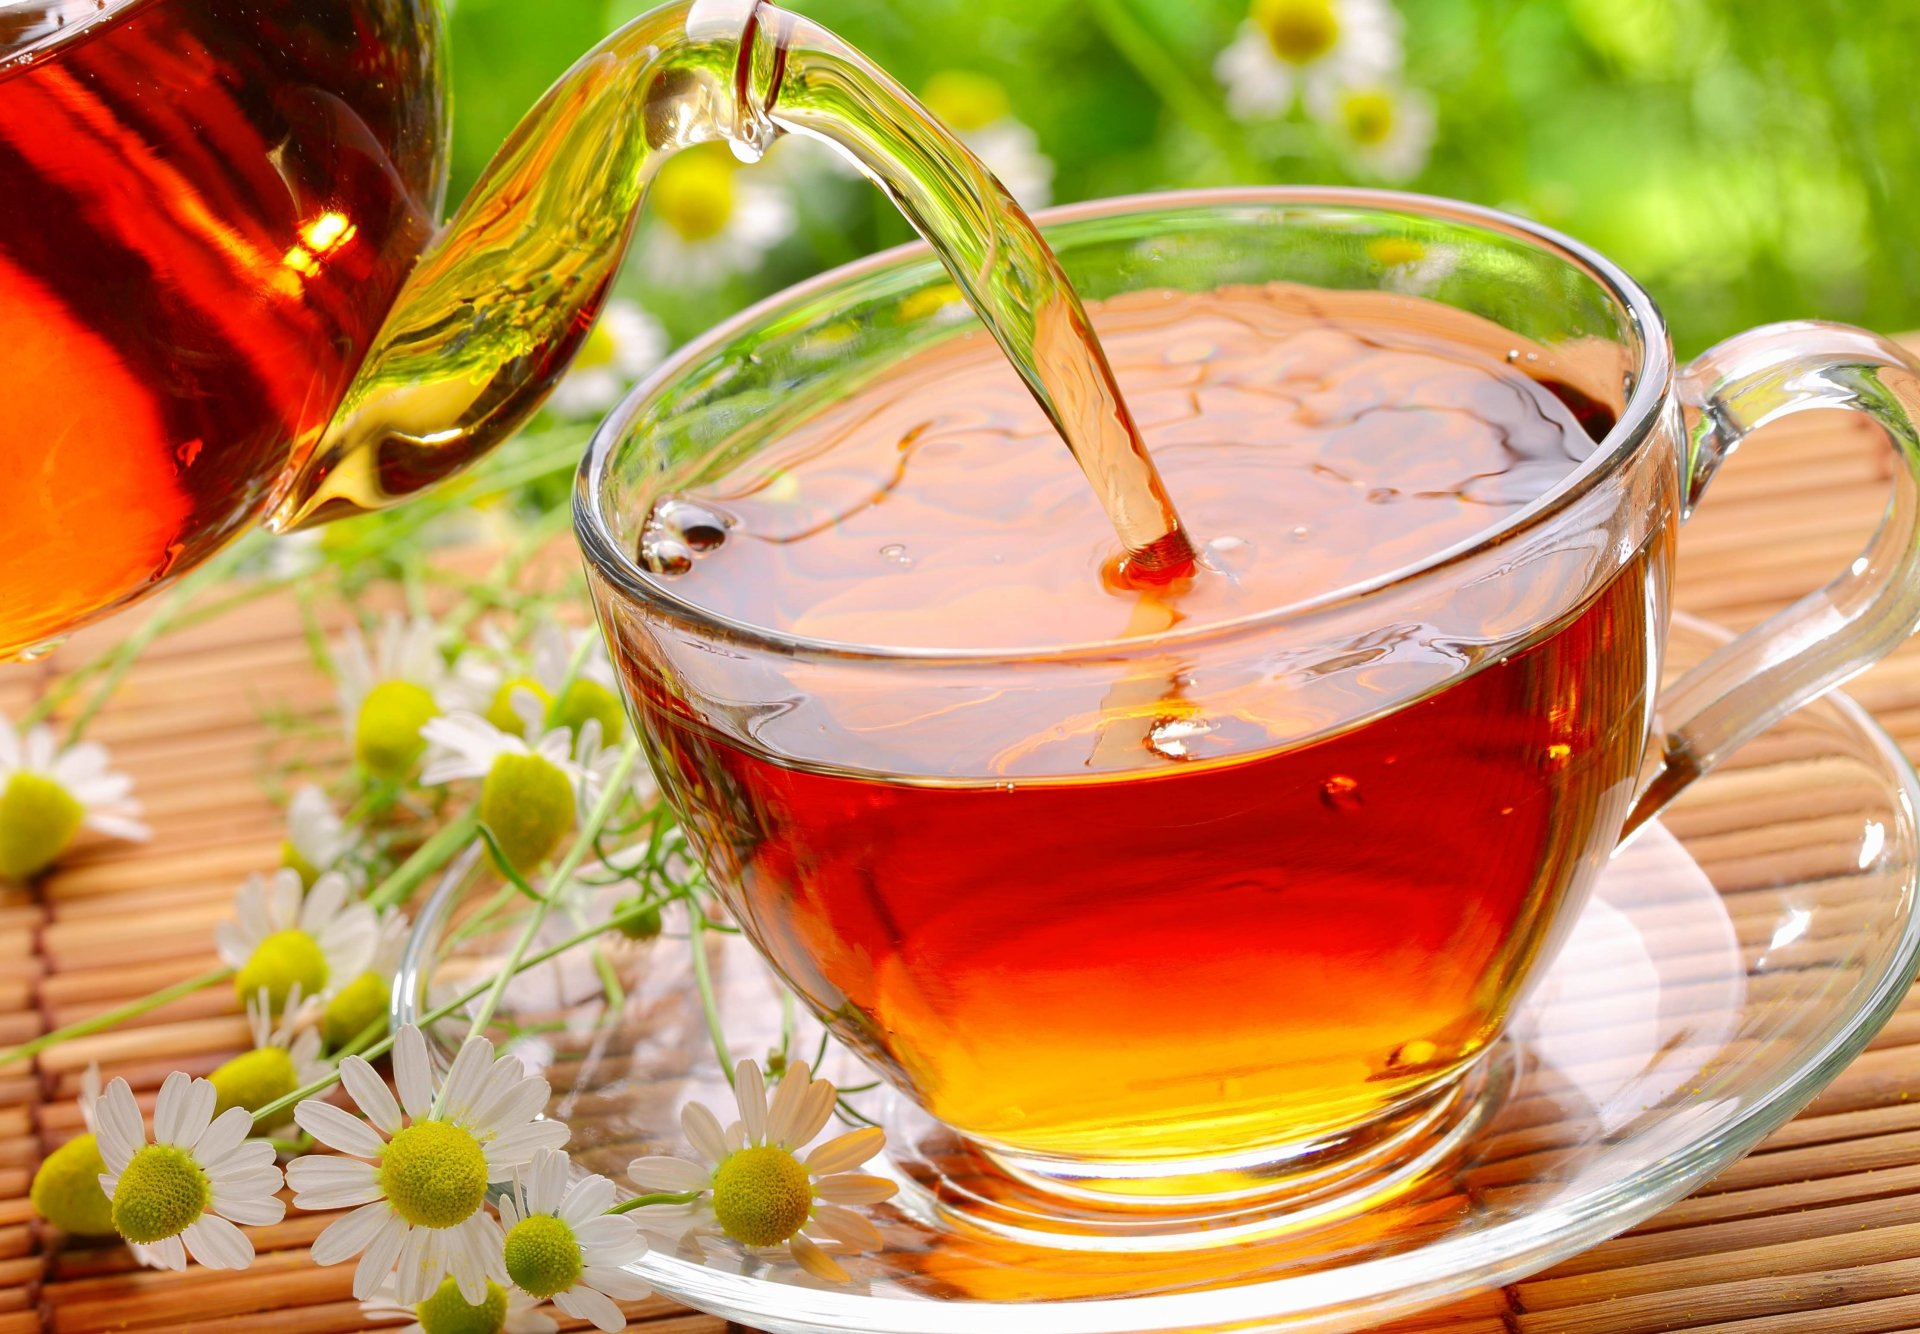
[689,910,733,1084]
[365,810,481,914]
[249,891,670,1125]
[606,1190,700,1215]
[462,739,643,1047]
[0,965,232,1067]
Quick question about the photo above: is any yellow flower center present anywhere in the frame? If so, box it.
[31,1132,116,1236]
[573,320,618,372]
[651,145,737,243]
[0,771,86,882]
[921,70,1010,133]
[414,1276,510,1334]
[1365,236,1427,267]
[711,1144,813,1247]
[502,1212,584,1299]
[379,1120,488,1229]
[355,679,439,781]
[323,971,390,1050]
[484,677,552,735]
[1254,0,1341,64]
[235,928,329,1012]
[111,1143,210,1244]
[279,838,324,889]
[1341,88,1397,146]
[478,752,576,874]
[210,1046,299,1115]
[553,678,626,742]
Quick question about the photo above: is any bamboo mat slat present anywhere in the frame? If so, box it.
[6,392,1920,1333]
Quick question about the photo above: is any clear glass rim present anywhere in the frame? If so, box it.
[576,185,1675,664]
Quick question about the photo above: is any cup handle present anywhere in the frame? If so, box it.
[1628,321,1920,831]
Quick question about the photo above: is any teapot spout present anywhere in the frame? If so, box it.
[270,0,782,529]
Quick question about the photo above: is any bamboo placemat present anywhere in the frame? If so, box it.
[2,394,1917,1333]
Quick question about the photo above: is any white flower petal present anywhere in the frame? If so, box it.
[807,1203,882,1250]
[393,1025,433,1120]
[561,1174,616,1227]
[530,1148,571,1217]
[313,1199,393,1265]
[390,1222,437,1305]
[787,1076,838,1150]
[143,1233,188,1271]
[627,1156,710,1193]
[353,1214,411,1299]
[152,1070,194,1147]
[582,1264,653,1301]
[735,1061,767,1144]
[193,1106,257,1170]
[481,1119,569,1174]
[764,1061,809,1147]
[339,1056,403,1135]
[182,1213,254,1269]
[95,1078,144,1172]
[788,1231,848,1283]
[680,1100,727,1166]
[203,1138,279,1182]
[211,1182,286,1226]
[296,1100,388,1158]
[554,1285,626,1332]
[287,1154,383,1209]
[470,1074,547,1142]
[813,1172,896,1205]
[805,1126,884,1175]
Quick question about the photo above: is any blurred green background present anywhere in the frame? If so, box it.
[444,0,1920,358]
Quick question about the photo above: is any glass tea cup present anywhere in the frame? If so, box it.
[577,188,1920,1205]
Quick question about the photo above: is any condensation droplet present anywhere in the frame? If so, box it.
[1320,774,1362,811]
[655,498,733,552]
[1505,349,1520,363]
[1145,715,1216,762]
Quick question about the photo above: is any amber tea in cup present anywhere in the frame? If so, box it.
[582,191,1920,1201]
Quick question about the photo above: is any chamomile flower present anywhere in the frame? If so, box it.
[282,783,361,889]
[921,71,1055,210]
[1367,236,1460,296]
[215,868,378,1012]
[1308,79,1435,181]
[361,1274,555,1334]
[498,1149,650,1331]
[335,614,452,781]
[208,985,328,1120]
[548,300,668,419]
[93,1070,286,1270]
[628,1059,894,1284]
[450,623,625,744]
[30,1064,115,1236]
[421,713,613,873]
[288,1024,570,1304]
[322,908,410,1051]
[1215,0,1402,120]
[640,143,795,286]
[0,714,147,882]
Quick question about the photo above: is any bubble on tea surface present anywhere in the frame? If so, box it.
[1146,715,1215,762]
[1320,773,1363,812]
[1204,534,1254,578]
[879,543,913,567]
[639,534,693,577]
[655,498,733,552]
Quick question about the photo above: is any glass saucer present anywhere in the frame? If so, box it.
[398,614,1920,1334]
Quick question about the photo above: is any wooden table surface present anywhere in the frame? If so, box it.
[3,390,1920,1332]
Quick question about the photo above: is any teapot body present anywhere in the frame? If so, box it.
[0,0,447,658]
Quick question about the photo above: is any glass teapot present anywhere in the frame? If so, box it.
[0,0,1025,659]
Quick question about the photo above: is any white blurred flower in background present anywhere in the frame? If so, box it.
[1216,0,1403,119]
[1309,81,1436,180]
[639,143,796,286]
[548,300,668,419]
[922,70,1055,210]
